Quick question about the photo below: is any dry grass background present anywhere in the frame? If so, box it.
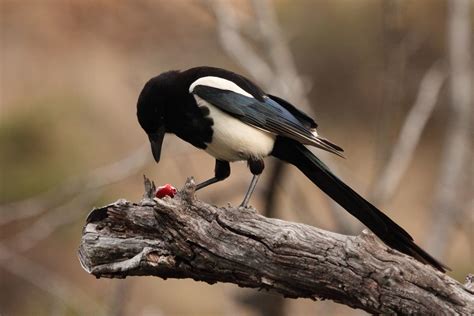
[0,0,472,315]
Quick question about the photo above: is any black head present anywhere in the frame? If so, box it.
[137,70,179,162]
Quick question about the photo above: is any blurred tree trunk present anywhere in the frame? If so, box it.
[426,0,472,257]
[375,0,407,181]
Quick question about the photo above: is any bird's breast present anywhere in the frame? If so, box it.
[196,97,276,162]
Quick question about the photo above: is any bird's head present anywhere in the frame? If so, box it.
[137,71,179,163]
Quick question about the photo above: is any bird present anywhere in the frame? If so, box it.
[136,66,447,272]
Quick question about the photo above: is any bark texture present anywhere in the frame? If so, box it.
[78,178,473,314]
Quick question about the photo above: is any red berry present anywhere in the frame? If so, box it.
[155,184,177,198]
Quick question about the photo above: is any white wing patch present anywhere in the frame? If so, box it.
[189,76,254,98]
[310,128,319,137]
[194,96,275,162]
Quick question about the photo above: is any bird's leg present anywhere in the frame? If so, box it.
[196,160,230,191]
[240,159,265,207]
[240,174,260,207]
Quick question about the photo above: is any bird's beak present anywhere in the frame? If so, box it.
[148,126,166,163]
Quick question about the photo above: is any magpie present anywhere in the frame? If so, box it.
[137,66,447,272]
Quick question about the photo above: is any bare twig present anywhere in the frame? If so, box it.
[250,0,310,108]
[209,0,309,105]
[5,189,102,252]
[427,0,472,258]
[210,0,274,86]
[0,244,104,314]
[78,179,474,315]
[371,61,447,203]
[0,144,151,225]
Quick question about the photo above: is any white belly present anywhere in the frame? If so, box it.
[196,97,276,162]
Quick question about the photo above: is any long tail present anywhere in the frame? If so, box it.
[271,137,448,272]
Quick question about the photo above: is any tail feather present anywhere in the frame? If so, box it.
[271,137,448,272]
[312,136,345,158]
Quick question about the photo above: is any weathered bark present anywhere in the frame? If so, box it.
[78,178,473,315]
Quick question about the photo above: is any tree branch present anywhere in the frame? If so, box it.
[78,178,473,315]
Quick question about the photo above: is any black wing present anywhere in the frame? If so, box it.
[192,85,343,156]
[267,94,317,129]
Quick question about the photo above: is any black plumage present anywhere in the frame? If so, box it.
[136,66,447,272]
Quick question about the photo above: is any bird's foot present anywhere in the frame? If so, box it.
[238,200,251,209]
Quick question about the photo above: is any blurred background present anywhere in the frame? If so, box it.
[1,0,472,315]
